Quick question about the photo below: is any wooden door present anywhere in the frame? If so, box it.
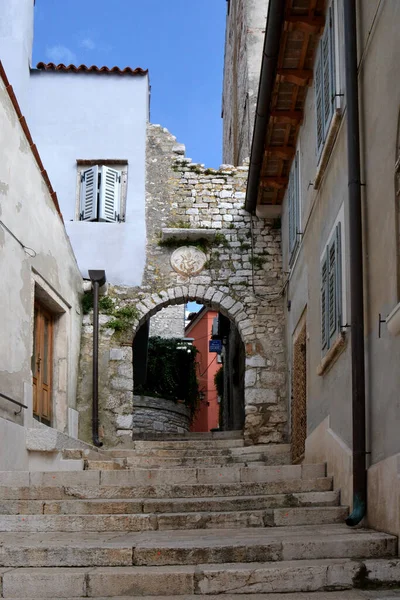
[291,321,307,464]
[32,303,53,425]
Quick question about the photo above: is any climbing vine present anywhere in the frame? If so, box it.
[135,336,200,415]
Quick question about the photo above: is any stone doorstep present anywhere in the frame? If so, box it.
[0,464,326,487]
[0,491,341,515]
[1,559,400,597]
[0,526,396,568]
[0,477,335,500]
[5,595,400,600]
[0,506,349,533]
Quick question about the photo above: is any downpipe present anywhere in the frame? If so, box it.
[343,0,367,526]
[89,270,106,448]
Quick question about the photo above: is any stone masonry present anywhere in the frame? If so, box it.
[77,124,286,447]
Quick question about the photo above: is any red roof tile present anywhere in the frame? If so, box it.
[36,62,148,76]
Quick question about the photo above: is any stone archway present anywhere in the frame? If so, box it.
[77,125,287,447]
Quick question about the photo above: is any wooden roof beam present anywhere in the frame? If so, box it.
[285,15,325,34]
[265,146,296,160]
[260,176,289,189]
[277,68,313,86]
[270,110,304,124]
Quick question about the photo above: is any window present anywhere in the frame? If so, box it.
[321,222,342,353]
[315,4,336,158]
[288,151,300,261]
[79,165,123,222]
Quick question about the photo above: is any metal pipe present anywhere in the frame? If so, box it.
[245,0,286,213]
[88,270,106,448]
[343,0,367,527]
[0,392,28,410]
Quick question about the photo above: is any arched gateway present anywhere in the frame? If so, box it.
[77,125,287,447]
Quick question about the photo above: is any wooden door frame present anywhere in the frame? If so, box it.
[291,311,307,464]
[32,301,54,425]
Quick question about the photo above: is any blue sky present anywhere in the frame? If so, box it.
[32,0,227,169]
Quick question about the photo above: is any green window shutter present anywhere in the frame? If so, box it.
[322,6,335,138]
[315,4,336,158]
[288,152,300,259]
[321,250,329,351]
[335,222,342,331]
[315,46,324,157]
[328,236,337,345]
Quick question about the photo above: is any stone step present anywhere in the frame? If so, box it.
[133,430,244,441]
[105,443,290,459]
[131,438,246,450]
[1,557,399,597]
[0,476,334,500]
[84,461,126,471]
[0,506,348,532]
[0,526,396,568]
[0,464,326,487]
[123,453,288,468]
[0,490,340,515]
[7,594,400,600]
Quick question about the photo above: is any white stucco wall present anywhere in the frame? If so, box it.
[0,0,34,111]
[28,70,149,286]
[0,72,83,465]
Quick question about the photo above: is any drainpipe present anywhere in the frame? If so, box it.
[343,1,367,527]
[245,0,286,213]
[88,270,106,448]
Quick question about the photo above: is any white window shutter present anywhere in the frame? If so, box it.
[80,166,98,221]
[99,167,121,222]
[328,237,337,344]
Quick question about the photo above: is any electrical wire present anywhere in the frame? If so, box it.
[0,220,36,257]
[199,354,217,378]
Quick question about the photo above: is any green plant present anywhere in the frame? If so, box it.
[168,219,191,229]
[82,292,93,315]
[214,233,229,247]
[214,367,224,429]
[135,337,200,415]
[108,305,139,331]
[228,223,235,229]
[158,237,210,253]
[240,241,251,251]
[99,296,114,314]
[249,255,266,269]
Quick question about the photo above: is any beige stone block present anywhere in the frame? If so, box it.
[87,565,195,597]
[240,465,301,483]
[2,567,87,597]
[196,466,240,484]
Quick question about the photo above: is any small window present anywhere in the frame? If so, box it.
[288,151,300,261]
[321,222,342,353]
[79,166,122,222]
[76,161,128,222]
[315,4,336,158]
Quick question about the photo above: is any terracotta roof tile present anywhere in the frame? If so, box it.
[36,62,148,76]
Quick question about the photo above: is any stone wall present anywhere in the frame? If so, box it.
[222,0,269,165]
[76,123,286,447]
[149,305,185,338]
[130,395,191,439]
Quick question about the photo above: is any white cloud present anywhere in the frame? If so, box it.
[81,38,96,50]
[46,45,77,65]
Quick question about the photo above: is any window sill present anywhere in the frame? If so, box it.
[317,332,347,376]
[386,302,400,336]
[314,110,342,190]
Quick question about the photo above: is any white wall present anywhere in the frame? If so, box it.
[28,70,149,286]
[0,0,34,111]
[0,73,83,443]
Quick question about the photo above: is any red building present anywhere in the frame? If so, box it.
[185,308,220,432]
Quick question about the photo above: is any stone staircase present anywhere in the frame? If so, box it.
[0,435,399,598]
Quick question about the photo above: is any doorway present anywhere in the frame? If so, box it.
[32,302,53,425]
[291,319,307,463]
